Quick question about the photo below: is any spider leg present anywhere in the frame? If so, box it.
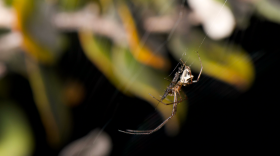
[129,92,188,131]
[168,61,181,77]
[149,93,174,105]
[178,90,188,103]
[124,129,154,133]
[177,91,183,103]
[179,58,188,67]
[192,51,203,83]
[119,92,180,135]
[161,96,173,103]
[118,129,153,135]
[164,77,172,82]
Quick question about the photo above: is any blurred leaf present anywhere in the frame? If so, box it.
[59,0,99,11]
[255,0,280,24]
[130,0,175,15]
[0,101,34,156]
[117,3,170,70]
[3,0,13,6]
[78,31,124,91]
[25,58,71,147]
[170,31,255,91]
[215,0,230,7]
[99,0,113,12]
[59,129,112,156]
[12,0,65,64]
[60,0,80,11]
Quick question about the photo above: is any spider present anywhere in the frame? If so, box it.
[118,51,203,135]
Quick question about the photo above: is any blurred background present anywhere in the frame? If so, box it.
[0,0,279,155]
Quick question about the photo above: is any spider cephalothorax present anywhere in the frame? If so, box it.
[179,66,194,86]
